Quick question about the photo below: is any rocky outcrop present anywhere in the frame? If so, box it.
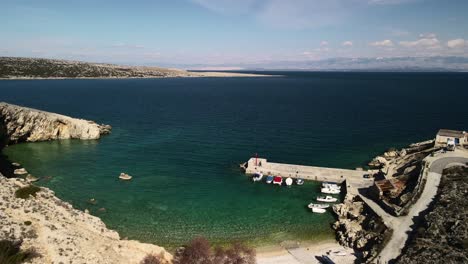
[0,102,111,145]
[332,194,389,261]
[397,166,468,264]
[0,174,172,264]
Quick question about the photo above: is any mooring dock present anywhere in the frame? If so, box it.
[242,157,374,194]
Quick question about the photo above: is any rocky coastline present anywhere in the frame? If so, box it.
[0,102,172,264]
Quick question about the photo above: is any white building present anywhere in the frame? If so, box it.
[435,129,467,147]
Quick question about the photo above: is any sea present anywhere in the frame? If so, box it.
[1,72,467,248]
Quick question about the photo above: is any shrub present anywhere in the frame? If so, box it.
[174,237,211,264]
[15,185,41,199]
[0,240,40,264]
[24,221,32,226]
[141,252,167,264]
[173,237,255,264]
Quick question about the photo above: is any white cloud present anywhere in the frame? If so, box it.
[419,33,437,39]
[447,39,466,49]
[370,39,394,47]
[399,37,440,49]
[321,41,329,46]
[342,41,353,47]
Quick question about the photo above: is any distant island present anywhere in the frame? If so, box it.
[0,57,268,79]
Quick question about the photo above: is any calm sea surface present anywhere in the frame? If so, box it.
[1,72,467,247]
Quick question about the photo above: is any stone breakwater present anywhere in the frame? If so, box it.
[0,174,172,264]
[0,102,111,145]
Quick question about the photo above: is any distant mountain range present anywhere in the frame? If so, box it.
[187,56,468,72]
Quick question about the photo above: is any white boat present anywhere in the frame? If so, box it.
[311,207,327,213]
[328,250,347,256]
[321,187,340,194]
[285,177,293,186]
[252,173,263,182]
[119,173,132,181]
[308,203,330,209]
[296,178,304,185]
[317,196,338,203]
[322,182,341,189]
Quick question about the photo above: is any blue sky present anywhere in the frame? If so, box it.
[1,0,467,68]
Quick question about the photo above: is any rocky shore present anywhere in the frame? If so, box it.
[332,194,390,262]
[0,174,172,264]
[0,102,111,145]
[397,166,468,264]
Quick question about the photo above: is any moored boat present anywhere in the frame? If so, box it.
[321,187,340,194]
[311,207,327,214]
[322,182,341,189]
[296,178,304,185]
[273,176,283,185]
[252,173,263,182]
[285,177,293,186]
[266,175,274,184]
[317,196,338,203]
[308,203,330,209]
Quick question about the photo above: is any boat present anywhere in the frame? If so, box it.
[119,173,132,181]
[266,175,274,184]
[322,182,341,189]
[311,207,327,214]
[285,177,293,186]
[317,196,338,203]
[308,203,330,209]
[321,187,340,194]
[328,250,347,256]
[252,173,263,182]
[296,178,304,185]
[273,176,283,185]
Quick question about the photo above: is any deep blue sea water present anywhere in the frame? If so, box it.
[1,72,467,247]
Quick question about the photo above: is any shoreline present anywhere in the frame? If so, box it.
[0,72,276,81]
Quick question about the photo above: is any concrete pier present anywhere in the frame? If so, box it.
[243,157,373,189]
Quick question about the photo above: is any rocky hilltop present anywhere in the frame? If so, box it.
[0,174,172,264]
[0,102,111,145]
[0,57,266,79]
[397,166,468,264]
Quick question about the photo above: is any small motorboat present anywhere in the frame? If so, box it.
[321,187,340,194]
[308,203,330,209]
[119,173,133,181]
[252,173,263,182]
[266,175,274,184]
[285,177,293,186]
[273,176,283,186]
[296,178,304,185]
[311,207,327,214]
[328,250,347,256]
[322,182,341,190]
[317,196,338,203]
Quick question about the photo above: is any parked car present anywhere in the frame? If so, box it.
[363,174,371,178]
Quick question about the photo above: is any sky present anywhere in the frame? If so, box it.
[1,0,468,68]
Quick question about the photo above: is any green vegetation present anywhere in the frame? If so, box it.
[23,221,32,226]
[15,185,41,199]
[0,240,39,264]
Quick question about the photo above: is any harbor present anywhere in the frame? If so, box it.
[241,156,375,196]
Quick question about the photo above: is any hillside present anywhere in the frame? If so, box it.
[0,57,263,79]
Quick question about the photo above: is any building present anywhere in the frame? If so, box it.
[435,129,467,147]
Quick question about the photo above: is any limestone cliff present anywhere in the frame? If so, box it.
[0,102,111,145]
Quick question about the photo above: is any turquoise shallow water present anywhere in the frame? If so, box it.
[1,72,468,247]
